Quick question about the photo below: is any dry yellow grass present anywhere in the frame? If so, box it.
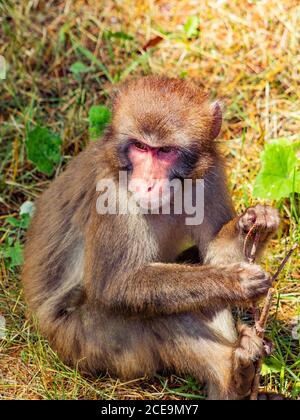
[0,0,299,400]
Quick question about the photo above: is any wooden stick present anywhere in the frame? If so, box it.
[249,243,298,400]
[255,243,298,333]
[249,288,274,400]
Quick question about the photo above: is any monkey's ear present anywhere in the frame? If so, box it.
[209,100,223,140]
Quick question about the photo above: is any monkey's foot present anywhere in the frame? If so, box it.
[232,324,264,398]
[257,392,288,400]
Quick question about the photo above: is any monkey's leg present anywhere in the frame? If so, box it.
[154,314,236,400]
[156,313,263,400]
[204,314,264,399]
[201,309,264,399]
[231,323,265,398]
[152,314,233,399]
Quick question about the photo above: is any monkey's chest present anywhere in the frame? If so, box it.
[148,216,187,262]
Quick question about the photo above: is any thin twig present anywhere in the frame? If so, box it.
[255,243,298,334]
[268,243,298,284]
[249,243,298,400]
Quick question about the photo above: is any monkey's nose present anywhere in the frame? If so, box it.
[147,183,155,192]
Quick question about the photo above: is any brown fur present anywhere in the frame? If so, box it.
[22,76,279,399]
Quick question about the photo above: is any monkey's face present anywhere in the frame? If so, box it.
[126,140,193,209]
[112,76,222,209]
[116,138,202,210]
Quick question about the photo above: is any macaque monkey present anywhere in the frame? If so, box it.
[22,76,280,399]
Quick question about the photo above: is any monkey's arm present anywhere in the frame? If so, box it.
[204,205,280,265]
[88,261,270,316]
[82,203,268,316]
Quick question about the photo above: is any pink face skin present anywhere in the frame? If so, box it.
[127,141,179,206]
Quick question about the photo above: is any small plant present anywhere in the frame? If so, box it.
[88,105,111,139]
[253,138,300,220]
[25,126,62,175]
[70,61,91,81]
[183,16,200,39]
[253,138,300,200]
[0,201,34,269]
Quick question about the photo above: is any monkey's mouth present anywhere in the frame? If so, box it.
[128,178,179,212]
[135,194,171,211]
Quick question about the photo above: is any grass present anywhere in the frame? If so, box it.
[0,0,300,400]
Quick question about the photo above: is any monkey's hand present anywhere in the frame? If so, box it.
[231,262,272,303]
[238,204,280,243]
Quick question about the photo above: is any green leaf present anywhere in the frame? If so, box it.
[88,105,111,139]
[183,16,200,39]
[6,216,22,227]
[20,213,31,229]
[4,240,23,268]
[70,61,90,75]
[25,126,62,175]
[6,213,30,229]
[253,139,300,200]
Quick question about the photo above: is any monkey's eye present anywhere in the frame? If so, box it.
[133,141,148,151]
[158,146,175,155]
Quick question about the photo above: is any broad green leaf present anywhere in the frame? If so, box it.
[70,61,90,75]
[25,126,62,175]
[88,105,111,139]
[253,139,300,200]
[4,240,23,268]
[183,16,200,39]
[265,137,300,151]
